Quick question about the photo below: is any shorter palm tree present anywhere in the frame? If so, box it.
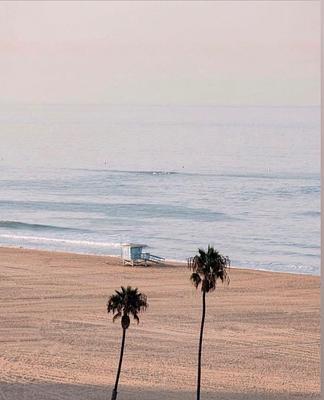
[107,286,148,400]
[188,245,230,400]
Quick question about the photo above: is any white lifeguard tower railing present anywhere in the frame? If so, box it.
[121,243,165,267]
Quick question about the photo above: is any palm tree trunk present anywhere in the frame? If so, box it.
[197,290,206,400]
[111,328,126,400]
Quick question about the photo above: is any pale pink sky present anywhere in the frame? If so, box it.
[0,1,320,105]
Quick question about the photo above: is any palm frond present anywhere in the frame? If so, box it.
[133,312,140,324]
[190,272,202,288]
[188,245,230,292]
[112,311,122,323]
[107,286,148,328]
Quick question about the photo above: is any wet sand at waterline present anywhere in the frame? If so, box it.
[0,247,319,399]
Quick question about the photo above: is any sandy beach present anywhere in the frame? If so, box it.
[0,246,320,399]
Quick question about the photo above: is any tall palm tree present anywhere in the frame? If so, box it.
[188,245,230,400]
[107,286,148,400]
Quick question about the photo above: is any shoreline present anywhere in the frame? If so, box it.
[0,244,319,277]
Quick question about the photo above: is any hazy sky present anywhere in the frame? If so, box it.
[0,1,320,106]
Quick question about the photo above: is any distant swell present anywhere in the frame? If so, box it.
[125,170,178,176]
[0,220,83,232]
[0,204,231,222]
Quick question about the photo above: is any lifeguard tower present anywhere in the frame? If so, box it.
[121,243,165,267]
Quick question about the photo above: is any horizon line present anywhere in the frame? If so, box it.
[0,102,320,108]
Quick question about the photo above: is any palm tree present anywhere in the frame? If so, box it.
[107,286,148,400]
[188,245,230,400]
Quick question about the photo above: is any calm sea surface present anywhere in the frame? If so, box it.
[0,105,320,274]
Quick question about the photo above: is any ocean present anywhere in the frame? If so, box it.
[0,105,320,275]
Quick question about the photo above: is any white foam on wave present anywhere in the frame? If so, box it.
[232,261,318,276]
[0,234,121,248]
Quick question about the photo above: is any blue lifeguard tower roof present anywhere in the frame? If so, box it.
[121,243,148,248]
